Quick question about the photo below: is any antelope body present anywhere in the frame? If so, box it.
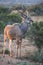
[3,16,33,57]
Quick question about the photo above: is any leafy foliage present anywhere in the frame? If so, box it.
[0,7,22,24]
[31,7,43,15]
[27,5,43,16]
[27,21,43,52]
[16,61,42,65]
[22,49,43,63]
[7,13,22,23]
[0,7,22,33]
[0,21,6,33]
[0,49,10,54]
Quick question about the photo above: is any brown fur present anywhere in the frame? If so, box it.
[3,24,22,57]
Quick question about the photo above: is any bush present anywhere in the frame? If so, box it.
[32,52,40,62]
[22,50,43,63]
[0,21,6,33]
[7,13,22,24]
[30,50,43,63]
[0,49,10,54]
[0,13,22,33]
[16,61,42,65]
[27,21,43,52]
[0,7,22,24]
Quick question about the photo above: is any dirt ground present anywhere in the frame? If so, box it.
[0,36,39,65]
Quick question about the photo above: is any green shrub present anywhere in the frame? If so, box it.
[4,49,10,54]
[27,21,43,52]
[22,50,43,63]
[7,13,22,24]
[0,13,22,33]
[30,50,43,63]
[0,21,6,33]
[16,61,42,65]
[0,49,10,54]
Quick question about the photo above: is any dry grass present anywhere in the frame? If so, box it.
[31,16,43,22]
[0,35,43,65]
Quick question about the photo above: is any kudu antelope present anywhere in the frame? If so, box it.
[3,16,33,58]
